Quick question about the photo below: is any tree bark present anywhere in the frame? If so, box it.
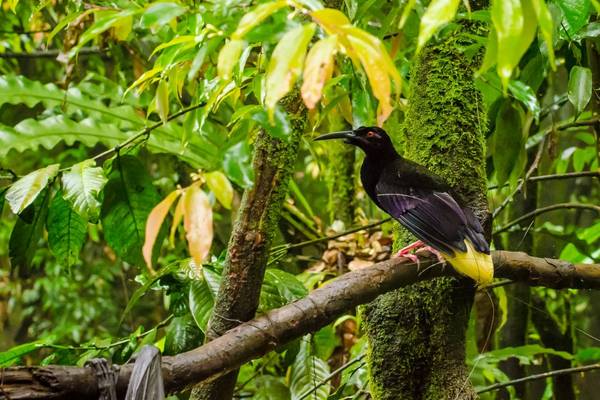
[190,95,305,400]
[2,251,599,400]
[363,21,489,400]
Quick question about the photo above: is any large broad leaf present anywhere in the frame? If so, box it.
[491,0,536,89]
[260,268,308,312]
[205,171,233,210]
[301,35,338,109]
[290,337,331,400]
[556,0,591,37]
[101,156,162,267]
[182,183,213,267]
[47,192,87,268]
[223,140,254,189]
[417,0,460,52]
[264,24,316,120]
[5,164,59,214]
[62,159,107,222]
[164,314,202,356]
[568,66,592,116]
[9,189,50,275]
[492,100,524,186]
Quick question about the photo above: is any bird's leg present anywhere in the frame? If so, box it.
[394,240,424,265]
[416,246,446,265]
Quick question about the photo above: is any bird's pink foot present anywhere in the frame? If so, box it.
[394,240,424,266]
[416,245,446,265]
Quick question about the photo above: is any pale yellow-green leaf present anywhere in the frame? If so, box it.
[112,14,132,41]
[232,1,288,40]
[205,171,233,210]
[417,0,460,53]
[265,24,316,119]
[156,79,169,124]
[170,194,185,248]
[126,66,162,96]
[62,159,107,221]
[496,286,508,331]
[310,9,354,60]
[183,183,213,266]
[398,0,416,28]
[218,39,246,80]
[143,190,181,272]
[6,164,59,214]
[529,0,555,68]
[151,35,197,57]
[301,35,338,109]
[477,28,498,75]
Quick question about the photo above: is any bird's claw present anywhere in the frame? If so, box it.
[394,240,424,268]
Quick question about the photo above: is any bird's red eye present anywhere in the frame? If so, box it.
[367,131,377,138]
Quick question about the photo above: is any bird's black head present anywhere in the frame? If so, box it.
[314,126,397,158]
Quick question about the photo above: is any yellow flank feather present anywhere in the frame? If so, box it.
[442,240,493,286]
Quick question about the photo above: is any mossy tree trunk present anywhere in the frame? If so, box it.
[363,22,488,400]
[191,96,305,400]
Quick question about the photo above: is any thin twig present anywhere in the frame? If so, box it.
[492,135,546,218]
[298,355,366,400]
[477,363,600,394]
[494,203,600,235]
[58,102,206,173]
[488,170,600,190]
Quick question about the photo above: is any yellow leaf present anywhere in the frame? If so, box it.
[170,194,185,247]
[265,24,316,120]
[218,39,246,80]
[183,183,213,266]
[156,79,169,124]
[417,0,460,53]
[232,0,288,40]
[143,190,181,272]
[112,14,133,41]
[301,35,338,109]
[125,66,162,96]
[310,9,356,62]
[205,171,234,210]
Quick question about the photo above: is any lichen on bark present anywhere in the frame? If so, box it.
[363,22,488,400]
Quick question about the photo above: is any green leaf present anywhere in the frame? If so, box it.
[492,100,524,186]
[480,344,573,364]
[264,24,316,120]
[508,80,541,121]
[567,66,592,116]
[140,2,186,29]
[260,268,308,312]
[232,1,288,39]
[156,79,170,124]
[189,275,215,334]
[254,376,291,400]
[491,0,536,89]
[0,341,48,367]
[312,325,340,361]
[218,39,246,81]
[495,286,508,331]
[223,141,254,189]
[576,347,600,363]
[164,314,202,356]
[5,164,59,214]
[530,0,555,67]
[47,193,87,268]
[101,156,162,267]
[205,171,233,209]
[290,337,331,400]
[417,0,460,52]
[250,107,292,142]
[71,10,137,56]
[62,160,107,222]
[556,0,591,37]
[9,189,50,275]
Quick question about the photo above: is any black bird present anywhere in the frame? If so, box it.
[315,126,493,285]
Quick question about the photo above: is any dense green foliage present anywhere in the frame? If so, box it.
[0,0,599,398]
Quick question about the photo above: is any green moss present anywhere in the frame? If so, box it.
[363,22,487,400]
[325,140,356,224]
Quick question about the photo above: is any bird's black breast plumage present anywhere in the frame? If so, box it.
[361,156,489,256]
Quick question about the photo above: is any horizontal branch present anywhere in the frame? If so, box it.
[495,203,600,234]
[477,363,600,394]
[487,170,599,190]
[2,251,599,399]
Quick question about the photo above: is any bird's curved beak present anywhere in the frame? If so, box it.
[313,130,356,142]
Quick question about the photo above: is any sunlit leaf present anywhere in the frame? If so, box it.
[6,164,59,214]
[508,80,540,121]
[301,35,338,109]
[556,0,591,37]
[70,10,137,57]
[223,141,254,189]
[101,156,162,267]
[265,24,316,120]
[183,183,213,266]
[217,39,246,80]
[112,14,132,40]
[417,0,460,52]
[62,159,107,222]
[399,0,417,28]
[529,0,555,67]
[47,193,86,268]
[232,1,288,40]
[205,171,233,209]
[567,66,592,116]
[140,2,186,29]
[143,190,181,272]
[156,79,170,124]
